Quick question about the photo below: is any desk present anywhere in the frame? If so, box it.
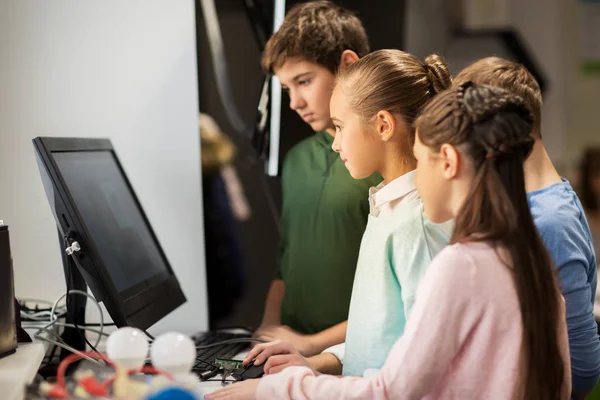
[195,379,232,397]
[0,356,232,400]
[0,331,247,399]
[0,326,58,400]
[0,342,45,400]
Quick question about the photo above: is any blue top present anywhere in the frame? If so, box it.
[528,179,600,391]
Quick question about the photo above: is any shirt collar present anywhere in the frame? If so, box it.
[369,170,417,207]
[316,130,335,148]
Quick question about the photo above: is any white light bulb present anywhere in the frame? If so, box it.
[106,327,149,369]
[150,332,196,378]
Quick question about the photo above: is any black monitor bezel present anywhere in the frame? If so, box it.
[33,136,186,330]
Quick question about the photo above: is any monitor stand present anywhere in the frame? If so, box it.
[57,229,87,361]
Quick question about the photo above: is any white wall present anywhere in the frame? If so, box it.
[406,0,572,171]
[458,0,600,173]
[507,0,568,170]
[0,1,208,335]
[563,0,600,168]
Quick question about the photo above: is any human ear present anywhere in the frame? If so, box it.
[339,50,359,70]
[375,111,396,142]
[439,144,460,180]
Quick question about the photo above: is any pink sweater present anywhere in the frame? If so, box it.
[257,242,571,399]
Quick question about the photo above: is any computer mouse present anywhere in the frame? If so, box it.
[232,361,265,381]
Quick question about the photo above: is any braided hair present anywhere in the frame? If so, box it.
[416,82,565,399]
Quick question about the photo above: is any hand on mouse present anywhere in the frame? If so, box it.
[204,378,259,400]
[253,325,318,356]
[243,340,315,375]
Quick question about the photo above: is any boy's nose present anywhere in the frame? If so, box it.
[289,92,305,111]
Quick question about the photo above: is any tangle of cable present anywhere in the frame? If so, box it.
[32,290,105,365]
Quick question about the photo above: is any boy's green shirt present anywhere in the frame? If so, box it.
[277,130,381,334]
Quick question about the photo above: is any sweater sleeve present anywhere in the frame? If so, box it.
[257,246,482,400]
[322,343,346,364]
[536,212,600,391]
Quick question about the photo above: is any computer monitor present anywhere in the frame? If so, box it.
[33,137,186,330]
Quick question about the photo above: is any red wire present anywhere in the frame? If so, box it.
[56,351,175,397]
[56,351,114,388]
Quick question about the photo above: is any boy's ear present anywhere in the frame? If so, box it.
[339,50,359,70]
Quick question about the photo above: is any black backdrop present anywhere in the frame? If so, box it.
[195,0,405,329]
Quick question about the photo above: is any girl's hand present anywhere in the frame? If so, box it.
[204,378,259,400]
[253,325,317,356]
[243,340,315,375]
[264,353,312,375]
[244,340,298,366]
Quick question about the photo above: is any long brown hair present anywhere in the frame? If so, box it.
[336,49,451,161]
[416,82,564,399]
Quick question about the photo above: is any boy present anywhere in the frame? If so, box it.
[253,1,380,357]
[454,57,600,398]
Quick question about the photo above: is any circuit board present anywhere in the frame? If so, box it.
[214,358,244,371]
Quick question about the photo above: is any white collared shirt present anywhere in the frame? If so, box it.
[325,170,421,365]
[368,170,419,217]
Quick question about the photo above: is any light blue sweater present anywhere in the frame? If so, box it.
[343,198,452,376]
[528,180,600,391]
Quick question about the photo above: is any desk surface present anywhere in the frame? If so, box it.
[194,379,234,397]
[0,342,45,400]
[0,329,247,399]
[0,343,232,400]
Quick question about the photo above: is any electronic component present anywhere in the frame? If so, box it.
[214,358,243,371]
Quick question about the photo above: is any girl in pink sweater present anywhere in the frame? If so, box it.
[206,83,571,399]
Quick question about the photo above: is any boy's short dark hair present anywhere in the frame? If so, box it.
[453,57,543,137]
[261,1,369,75]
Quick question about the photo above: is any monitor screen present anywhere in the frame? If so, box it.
[53,151,169,293]
[34,137,186,330]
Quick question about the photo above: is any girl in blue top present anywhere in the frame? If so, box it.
[238,49,455,377]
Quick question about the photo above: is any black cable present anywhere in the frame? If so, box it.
[195,338,265,349]
[20,312,67,322]
[19,304,54,313]
[65,287,99,354]
[63,237,100,355]
[79,322,116,327]
[42,344,58,368]
[197,368,220,381]
[143,330,155,341]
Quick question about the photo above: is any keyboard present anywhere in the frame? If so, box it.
[192,331,252,374]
